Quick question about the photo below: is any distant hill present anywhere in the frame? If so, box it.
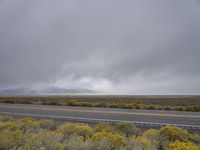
[0,87,95,96]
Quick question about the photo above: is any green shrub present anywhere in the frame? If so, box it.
[125,103,134,109]
[95,102,108,107]
[192,106,200,112]
[147,105,157,110]
[48,101,61,105]
[186,106,193,111]
[3,99,16,103]
[18,99,33,104]
[174,106,184,111]
[164,106,171,110]
[64,101,75,106]
[135,104,141,109]
[157,106,163,110]
[79,102,93,107]
[109,103,118,108]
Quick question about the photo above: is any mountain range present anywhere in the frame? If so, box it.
[0,87,95,96]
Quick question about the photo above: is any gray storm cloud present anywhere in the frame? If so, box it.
[0,0,200,94]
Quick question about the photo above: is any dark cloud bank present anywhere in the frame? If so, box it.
[0,0,200,94]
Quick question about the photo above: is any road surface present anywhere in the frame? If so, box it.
[0,103,199,129]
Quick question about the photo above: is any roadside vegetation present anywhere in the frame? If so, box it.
[0,114,199,150]
[0,95,200,112]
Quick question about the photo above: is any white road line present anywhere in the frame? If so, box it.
[0,111,200,129]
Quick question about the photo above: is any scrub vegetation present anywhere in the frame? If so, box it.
[0,95,200,112]
[0,115,199,150]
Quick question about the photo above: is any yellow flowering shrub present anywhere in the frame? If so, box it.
[170,140,200,150]
[0,129,23,149]
[0,114,198,150]
[126,136,156,150]
[143,129,160,139]
[142,129,161,149]
[16,131,64,150]
[39,119,56,130]
[57,122,93,138]
[95,122,113,133]
[92,131,125,149]
[65,135,93,150]
[0,121,18,131]
[159,126,192,142]
[114,122,139,137]
[16,118,41,133]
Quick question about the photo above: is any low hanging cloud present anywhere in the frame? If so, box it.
[0,0,200,94]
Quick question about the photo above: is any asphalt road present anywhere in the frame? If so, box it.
[0,103,200,129]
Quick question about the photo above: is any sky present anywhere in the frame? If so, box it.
[0,0,200,94]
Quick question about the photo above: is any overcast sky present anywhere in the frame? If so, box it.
[0,0,200,94]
